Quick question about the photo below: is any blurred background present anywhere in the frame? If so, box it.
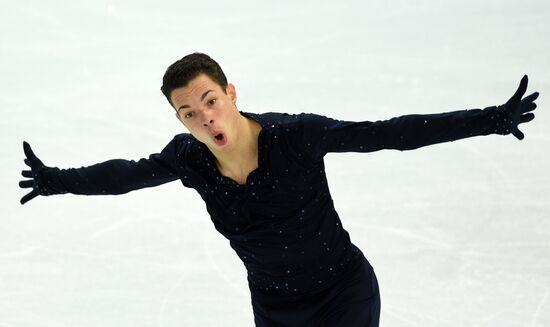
[1,0,549,326]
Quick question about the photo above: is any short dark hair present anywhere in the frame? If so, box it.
[161,52,228,109]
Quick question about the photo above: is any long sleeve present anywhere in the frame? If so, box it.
[37,134,188,196]
[298,105,506,162]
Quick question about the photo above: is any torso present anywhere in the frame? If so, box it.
[179,111,363,296]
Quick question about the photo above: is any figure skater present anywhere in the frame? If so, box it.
[19,53,539,326]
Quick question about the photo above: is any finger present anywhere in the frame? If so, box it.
[523,102,537,113]
[512,128,525,140]
[522,91,539,104]
[23,141,38,162]
[520,113,535,124]
[20,191,38,205]
[511,75,528,102]
[21,170,32,178]
[24,158,31,167]
[19,180,34,188]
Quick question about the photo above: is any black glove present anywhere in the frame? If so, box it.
[497,75,539,140]
[19,141,60,204]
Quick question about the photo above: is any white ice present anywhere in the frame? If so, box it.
[1,0,549,326]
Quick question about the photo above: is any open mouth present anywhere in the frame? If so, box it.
[213,133,227,146]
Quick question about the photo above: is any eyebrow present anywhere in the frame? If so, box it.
[177,90,215,110]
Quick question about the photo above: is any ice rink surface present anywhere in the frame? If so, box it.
[1,0,549,326]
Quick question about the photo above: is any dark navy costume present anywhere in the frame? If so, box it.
[37,106,507,326]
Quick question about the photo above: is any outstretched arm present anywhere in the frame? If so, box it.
[19,136,185,204]
[299,75,539,162]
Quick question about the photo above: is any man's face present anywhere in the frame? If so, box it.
[170,74,240,152]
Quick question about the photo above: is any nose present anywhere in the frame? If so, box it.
[199,110,214,126]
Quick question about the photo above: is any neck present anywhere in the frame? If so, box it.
[210,115,262,177]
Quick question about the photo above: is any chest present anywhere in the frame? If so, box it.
[186,127,327,216]
[216,159,259,186]
[204,152,329,236]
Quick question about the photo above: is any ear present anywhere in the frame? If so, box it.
[226,83,237,105]
[175,111,183,123]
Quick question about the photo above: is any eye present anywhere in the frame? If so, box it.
[184,111,193,119]
[207,98,217,106]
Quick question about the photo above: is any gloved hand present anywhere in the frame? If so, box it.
[19,141,53,204]
[497,75,539,140]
